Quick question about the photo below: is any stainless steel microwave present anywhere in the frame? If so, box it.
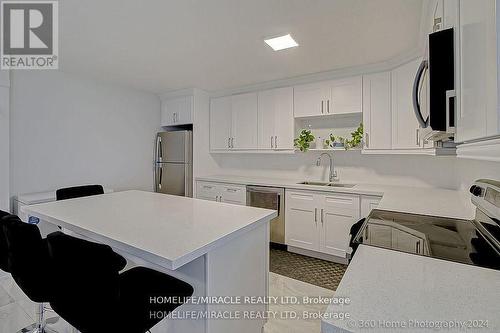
[413,28,455,142]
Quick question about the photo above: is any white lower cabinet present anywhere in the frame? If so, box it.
[196,181,246,205]
[285,190,360,258]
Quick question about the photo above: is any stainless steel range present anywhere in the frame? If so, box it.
[354,179,500,270]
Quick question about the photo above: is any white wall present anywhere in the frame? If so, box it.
[10,71,161,196]
[0,71,10,211]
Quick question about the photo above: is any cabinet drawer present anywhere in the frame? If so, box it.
[196,181,219,199]
[220,184,246,204]
[322,193,360,215]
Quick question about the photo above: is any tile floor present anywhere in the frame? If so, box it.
[1,272,335,333]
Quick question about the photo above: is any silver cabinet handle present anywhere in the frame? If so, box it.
[231,137,234,148]
[203,185,213,189]
[416,128,420,146]
[314,208,318,225]
[226,188,237,192]
[321,100,324,114]
[415,240,420,253]
[365,133,369,148]
[274,136,278,148]
[327,100,330,113]
[271,136,274,149]
[321,208,324,225]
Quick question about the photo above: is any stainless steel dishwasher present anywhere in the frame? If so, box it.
[246,186,285,246]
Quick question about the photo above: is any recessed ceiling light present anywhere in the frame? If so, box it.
[264,34,299,51]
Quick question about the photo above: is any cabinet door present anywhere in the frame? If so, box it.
[320,193,360,258]
[258,87,294,150]
[391,59,424,149]
[456,0,498,142]
[257,89,277,150]
[293,82,329,117]
[285,190,320,251]
[360,196,381,218]
[362,72,392,149]
[329,76,363,115]
[231,93,258,149]
[210,96,232,150]
[161,96,193,126]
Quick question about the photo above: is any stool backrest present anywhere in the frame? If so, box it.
[0,211,12,272]
[56,185,104,201]
[3,215,53,302]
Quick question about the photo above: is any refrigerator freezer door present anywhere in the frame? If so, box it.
[156,163,188,196]
[157,131,192,163]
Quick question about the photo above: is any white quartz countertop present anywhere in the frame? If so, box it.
[322,245,500,333]
[23,190,277,270]
[196,175,475,219]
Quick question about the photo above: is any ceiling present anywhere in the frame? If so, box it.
[59,0,424,94]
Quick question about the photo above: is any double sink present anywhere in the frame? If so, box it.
[297,181,356,188]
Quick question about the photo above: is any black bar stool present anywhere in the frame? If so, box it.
[0,210,13,273]
[2,214,57,333]
[55,185,104,201]
[47,232,194,333]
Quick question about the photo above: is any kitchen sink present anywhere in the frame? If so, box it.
[297,181,330,186]
[297,181,356,188]
[326,183,356,188]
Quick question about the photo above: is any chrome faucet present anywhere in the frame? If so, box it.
[316,153,338,182]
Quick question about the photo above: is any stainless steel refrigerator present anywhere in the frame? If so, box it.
[154,131,193,197]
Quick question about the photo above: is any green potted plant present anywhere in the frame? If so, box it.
[294,130,315,152]
[324,123,363,150]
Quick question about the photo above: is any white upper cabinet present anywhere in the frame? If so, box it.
[363,71,392,150]
[161,95,193,126]
[391,59,425,149]
[210,96,232,150]
[231,92,258,149]
[294,76,362,118]
[329,76,363,115]
[456,0,498,142]
[293,82,329,117]
[209,93,258,151]
[258,87,294,150]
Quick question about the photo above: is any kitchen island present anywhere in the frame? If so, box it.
[321,245,500,333]
[23,190,277,333]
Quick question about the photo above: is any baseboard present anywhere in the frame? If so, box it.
[270,242,287,251]
[287,246,349,265]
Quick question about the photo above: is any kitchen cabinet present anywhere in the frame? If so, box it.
[329,76,363,115]
[210,96,232,150]
[258,87,294,150]
[360,195,381,218]
[209,93,258,151]
[391,59,426,149]
[362,72,392,150]
[196,181,246,205]
[320,193,360,258]
[161,95,193,126]
[231,93,258,149]
[285,189,360,258]
[285,190,320,251]
[294,76,362,118]
[455,0,498,143]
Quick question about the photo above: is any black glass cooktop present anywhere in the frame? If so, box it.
[354,209,500,270]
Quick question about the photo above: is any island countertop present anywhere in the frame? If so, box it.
[23,190,277,270]
[322,245,500,333]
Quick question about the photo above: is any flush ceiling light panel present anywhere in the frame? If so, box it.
[264,34,299,51]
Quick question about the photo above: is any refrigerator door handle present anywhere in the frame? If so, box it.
[158,166,163,191]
